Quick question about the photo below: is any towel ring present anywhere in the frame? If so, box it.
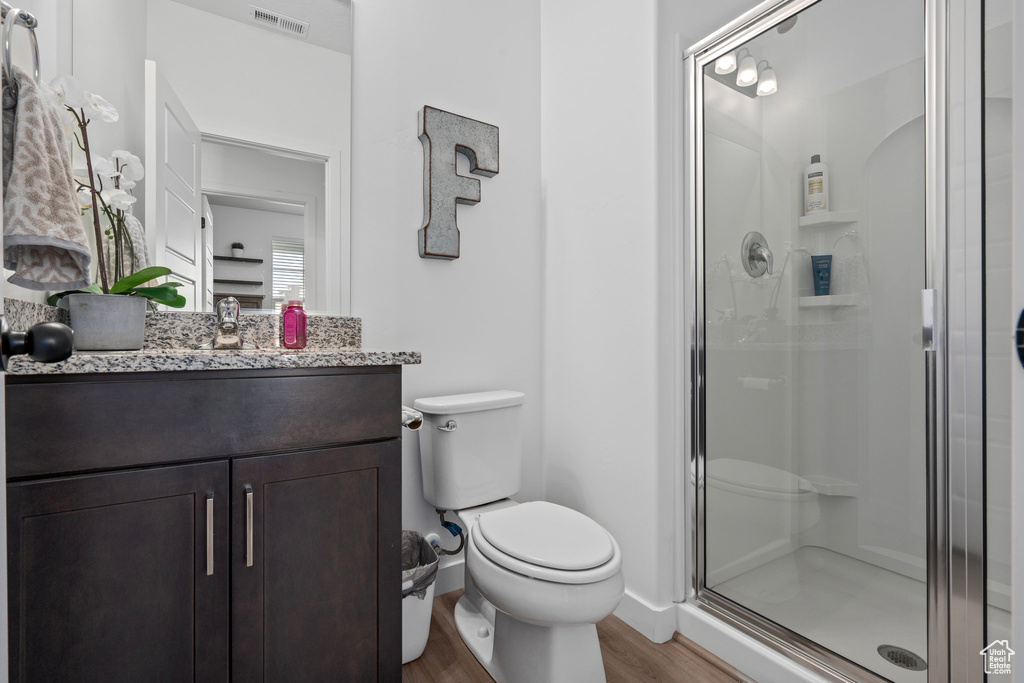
[2,7,39,88]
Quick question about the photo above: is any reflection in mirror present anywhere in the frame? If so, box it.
[6,0,351,313]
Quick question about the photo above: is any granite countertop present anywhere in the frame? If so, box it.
[5,299,421,375]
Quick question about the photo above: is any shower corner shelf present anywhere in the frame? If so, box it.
[798,294,859,308]
[802,474,859,497]
[797,211,858,229]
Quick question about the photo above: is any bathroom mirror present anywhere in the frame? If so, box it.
[6,0,352,314]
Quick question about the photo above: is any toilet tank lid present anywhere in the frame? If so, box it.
[413,390,525,415]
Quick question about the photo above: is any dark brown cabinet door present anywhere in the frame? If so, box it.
[7,461,230,683]
[231,441,400,683]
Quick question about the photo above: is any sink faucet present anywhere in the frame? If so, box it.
[197,297,259,350]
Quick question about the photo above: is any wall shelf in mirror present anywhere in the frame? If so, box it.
[213,255,264,264]
[213,279,263,287]
[798,295,860,308]
[797,211,859,229]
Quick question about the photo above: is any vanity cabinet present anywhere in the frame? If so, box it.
[231,443,395,681]
[7,461,230,682]
[5,366,403,683]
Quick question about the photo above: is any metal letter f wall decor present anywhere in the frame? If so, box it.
[418,106,499,260]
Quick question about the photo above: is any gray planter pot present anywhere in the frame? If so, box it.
[68,294,147,351]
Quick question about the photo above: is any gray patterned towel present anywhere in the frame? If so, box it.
[2,65,91,290]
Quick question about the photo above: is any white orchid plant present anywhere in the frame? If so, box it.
[45,76,185,308]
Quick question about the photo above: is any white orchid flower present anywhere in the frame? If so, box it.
[102,189,137,211]
[49,75,87,108]
[119,179,137,191]
[91,155,120,180]
[111,150,145,182]
[83,91,118,123]
[77,188,94,208]
[49,75,119,123]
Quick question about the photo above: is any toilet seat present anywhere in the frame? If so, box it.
[472,502,622,584]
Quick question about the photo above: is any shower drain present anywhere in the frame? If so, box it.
[877,645,928,671]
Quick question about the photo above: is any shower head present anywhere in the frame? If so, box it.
[777,15,798,34]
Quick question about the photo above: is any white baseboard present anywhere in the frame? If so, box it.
[675,603,830,683]
[434,556,465,597]
[612,590,677,644]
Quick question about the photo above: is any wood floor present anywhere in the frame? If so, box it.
[403,590,746,682]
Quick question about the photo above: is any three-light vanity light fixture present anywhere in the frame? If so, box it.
[714,48,778,96]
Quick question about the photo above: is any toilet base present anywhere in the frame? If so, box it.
[454,591,607,683]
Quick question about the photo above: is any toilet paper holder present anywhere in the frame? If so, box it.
[401,406,423,430]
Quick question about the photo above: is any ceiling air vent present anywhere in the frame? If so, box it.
[248,5,310,39]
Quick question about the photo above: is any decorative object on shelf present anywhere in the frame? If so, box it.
[231,241,245,258]
[47,266,187,350]
[418,106,499,260]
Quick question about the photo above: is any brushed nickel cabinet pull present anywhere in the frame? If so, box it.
[245,484,253,567]
[206,494,214,576]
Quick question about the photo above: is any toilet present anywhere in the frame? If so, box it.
[704,458,820,585]
[413,390,624,683]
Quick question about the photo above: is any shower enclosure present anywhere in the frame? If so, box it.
[687,0,1011,681]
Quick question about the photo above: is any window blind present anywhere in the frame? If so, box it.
[272,238,304,310]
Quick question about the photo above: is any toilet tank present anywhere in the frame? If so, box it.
[413,390,525,510]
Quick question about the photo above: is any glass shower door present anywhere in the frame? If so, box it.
[696,0,929,680]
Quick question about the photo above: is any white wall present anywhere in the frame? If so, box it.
[350,0,543,588]
[541,0,674,633]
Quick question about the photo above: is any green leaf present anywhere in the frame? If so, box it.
[46,283,103,306]
[126,286,187,307]
[110,266,173,293]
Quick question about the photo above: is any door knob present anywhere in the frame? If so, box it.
[1,316,73,370]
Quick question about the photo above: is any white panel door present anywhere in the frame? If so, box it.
[144,60,201,311]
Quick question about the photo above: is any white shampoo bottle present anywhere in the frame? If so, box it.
[804,154,829,215]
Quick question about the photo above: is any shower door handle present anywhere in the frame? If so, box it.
[1016,309,1024,368]
[922,289,937,351]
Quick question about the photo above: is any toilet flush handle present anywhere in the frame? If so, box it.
[437,420,458,432]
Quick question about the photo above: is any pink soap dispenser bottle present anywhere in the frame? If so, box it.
[281,287,307,349]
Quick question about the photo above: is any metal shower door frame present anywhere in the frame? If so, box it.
[684,0,987,680]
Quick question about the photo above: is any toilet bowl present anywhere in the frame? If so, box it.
[413,391,624,682]
[453,501,624,683]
